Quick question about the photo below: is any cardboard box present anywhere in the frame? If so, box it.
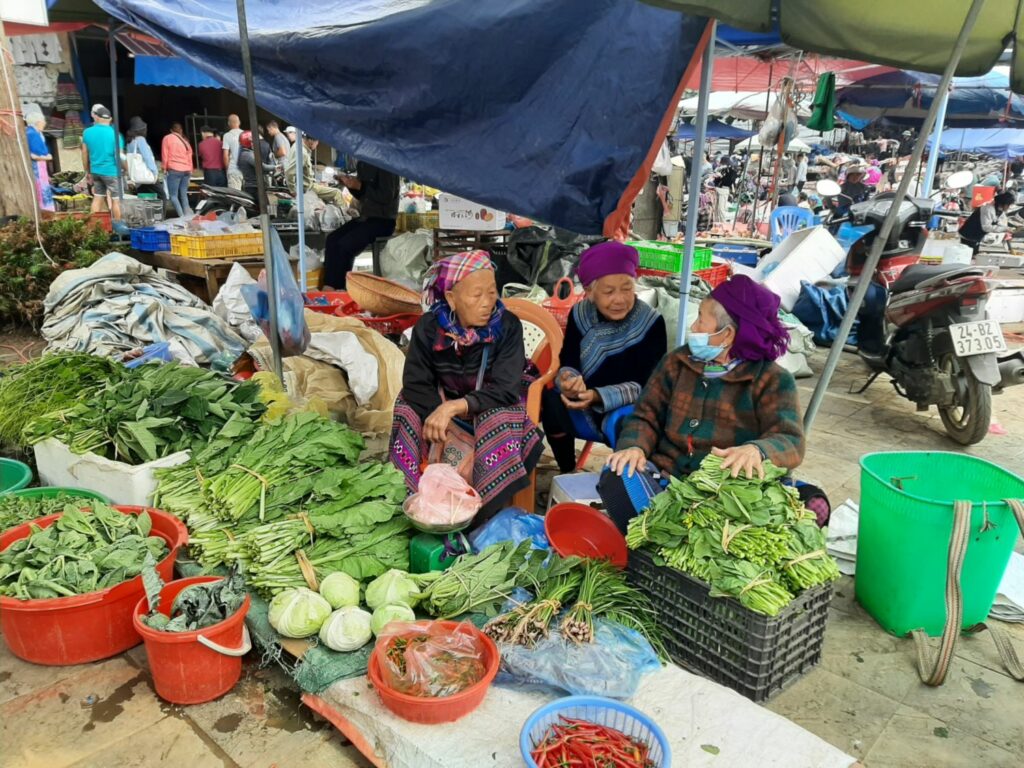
[438,194,507,231]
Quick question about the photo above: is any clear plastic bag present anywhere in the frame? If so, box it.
[469,507,549,553]
[240,228,311,356]
[376,620,488,698]
[496,617,660,699]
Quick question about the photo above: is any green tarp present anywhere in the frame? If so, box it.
[643,1,1024,94]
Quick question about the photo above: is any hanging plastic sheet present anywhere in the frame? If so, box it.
[93,0,706,235]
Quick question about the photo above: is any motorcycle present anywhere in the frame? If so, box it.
[194,170,294,218]
[819,177,1024,445]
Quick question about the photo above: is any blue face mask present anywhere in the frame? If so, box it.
[688,326,731,362]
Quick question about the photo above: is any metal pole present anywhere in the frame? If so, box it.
[922,88,950,195]
[295,132,307,292]
[107,21,124,217]
[803,0,988,432]
[677,19,716,345]
[235,0,283,379]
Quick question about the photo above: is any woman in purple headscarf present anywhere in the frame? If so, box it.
[606,274,805,495]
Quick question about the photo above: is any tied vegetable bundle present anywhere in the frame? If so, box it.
[0,504,167,599]
[626,454,839,616]
[0,352,125,450]
[26,363,266,465]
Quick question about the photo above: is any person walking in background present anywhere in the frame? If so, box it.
[161,122,194,218]
[25,111,54,212]
[795,152,808,192]
[81,103,124,221]
[222,113,243,190]
[197,126,226,187]
[266,120,289,165]
[124,116,161,196]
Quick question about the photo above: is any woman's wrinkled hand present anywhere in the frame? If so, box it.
[606,447,646,478]
[562,389,598,410]
[424,403,457,444]
[712,445,764,479]
[559,371,586,396]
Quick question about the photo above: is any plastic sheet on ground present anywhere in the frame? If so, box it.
[316,662,856,768]
[41,252,246,365]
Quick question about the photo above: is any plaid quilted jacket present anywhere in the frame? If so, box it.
[617,348,805,477]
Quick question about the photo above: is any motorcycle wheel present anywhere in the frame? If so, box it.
[937,353,992,445]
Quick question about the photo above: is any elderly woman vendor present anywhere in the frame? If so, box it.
[542,241,666,473]
[606,275,804,495]
[390,250,544,514]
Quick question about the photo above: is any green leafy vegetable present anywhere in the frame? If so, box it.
[370,603,416,636]
[268,587,332,638]
[142,559,248,632]
[319,572,362,610]
[319,606,373,651]
[365,569,421,611]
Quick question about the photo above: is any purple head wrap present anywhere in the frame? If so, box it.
[710,275,789,362]
[576,241,638,287]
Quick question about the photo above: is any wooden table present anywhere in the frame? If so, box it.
[133,250,267,303]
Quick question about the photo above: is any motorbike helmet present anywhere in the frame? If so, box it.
[239,130,253,149]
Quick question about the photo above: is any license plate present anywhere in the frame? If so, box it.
[950,320,1008,357]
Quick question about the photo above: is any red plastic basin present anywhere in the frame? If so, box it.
[368,621,499,724]
[545,502,628,568]
[134,576,251,705]
[0,506,188,665]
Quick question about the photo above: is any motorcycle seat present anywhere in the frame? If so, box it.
[889,263,986,294]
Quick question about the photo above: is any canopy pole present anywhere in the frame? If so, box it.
[107,21,124,216]
[803,0,988,433]
[921,88,950,195]
[296,132,307,292]
[676,18,716,345]
[235,0,283,380]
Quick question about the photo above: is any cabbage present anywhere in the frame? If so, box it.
[268,587,331,638]
[319,572,361,610]
[371,603,416,636]
[365,569,420,611]
[319,606,373,652]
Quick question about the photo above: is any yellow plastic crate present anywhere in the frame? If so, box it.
[170,231,265,259]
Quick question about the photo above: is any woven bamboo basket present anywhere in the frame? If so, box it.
[346,272,421,315]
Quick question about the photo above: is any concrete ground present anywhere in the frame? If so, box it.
[2,340,1024,766]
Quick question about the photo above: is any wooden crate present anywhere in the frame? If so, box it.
[433,228,509,259]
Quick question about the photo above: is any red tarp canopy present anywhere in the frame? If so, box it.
[689,55,895,92]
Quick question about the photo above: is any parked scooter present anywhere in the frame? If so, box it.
[819,176,1024,445]
[194,175,294,218]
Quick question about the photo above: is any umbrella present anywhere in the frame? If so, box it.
[735,135,812,152]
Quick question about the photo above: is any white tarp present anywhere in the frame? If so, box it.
[319,663,855,768]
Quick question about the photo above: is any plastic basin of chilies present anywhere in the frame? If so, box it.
[0,458,33,494]
[0,506,188,665]
[133,576,252,705]
[856,452,1024,637]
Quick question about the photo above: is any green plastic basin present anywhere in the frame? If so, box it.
[0,459,33,494]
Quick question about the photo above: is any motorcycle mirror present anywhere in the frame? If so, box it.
[945,170,973,190]
[816,179,842,197]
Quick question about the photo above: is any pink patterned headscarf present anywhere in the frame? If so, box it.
[421,250,495,308]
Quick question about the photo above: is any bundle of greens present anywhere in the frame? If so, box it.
[0,352,125,449]
[141,559,247,632]
[0,504,167,599]
[626,454,839,616]
[0,493,104,533]
[26,364,266,464]
[483,558,581,646]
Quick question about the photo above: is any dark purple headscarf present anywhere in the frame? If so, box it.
[710,275,789,362]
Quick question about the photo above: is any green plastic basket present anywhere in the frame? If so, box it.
[7,487,111,503]
[0,458,32,494]
[627,241,712,273]
[856,452,1024,637]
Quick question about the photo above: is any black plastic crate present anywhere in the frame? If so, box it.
[627,549,832,702]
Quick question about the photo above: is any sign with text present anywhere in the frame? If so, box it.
[438,194,507,231]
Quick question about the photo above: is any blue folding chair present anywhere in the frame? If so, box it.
[769,206,817,246]
[568,405,634,470]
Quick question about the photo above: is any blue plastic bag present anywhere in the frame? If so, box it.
[469,507,549,553]
[240,228,310,356]
[495,617,661,699]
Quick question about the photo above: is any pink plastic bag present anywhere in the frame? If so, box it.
[404,463,482,532]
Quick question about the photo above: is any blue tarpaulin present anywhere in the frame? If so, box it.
[93,0,706,235]
[134,55,221,88]
[676,119,754,141]
[926,127,1024,160]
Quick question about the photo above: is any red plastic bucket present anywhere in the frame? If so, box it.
[133,576,251,705]
[0,506,188,665]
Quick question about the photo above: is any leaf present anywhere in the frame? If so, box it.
[141,554,164,613]
[701,744,720,755]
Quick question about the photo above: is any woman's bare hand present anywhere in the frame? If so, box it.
[606,447,646,478]
[712,445,764,479]
[562,389,598,410]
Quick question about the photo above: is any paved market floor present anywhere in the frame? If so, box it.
[2,343,1024,767]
